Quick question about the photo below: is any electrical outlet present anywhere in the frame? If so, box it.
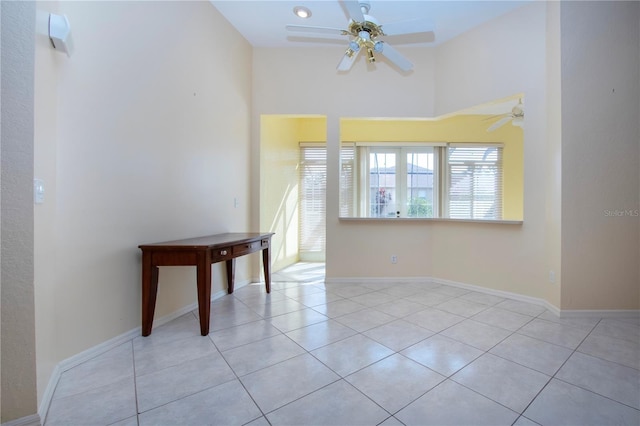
[391,255,398,264]
[549,270,555,284]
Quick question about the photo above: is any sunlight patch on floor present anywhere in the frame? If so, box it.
[272,262,325,283]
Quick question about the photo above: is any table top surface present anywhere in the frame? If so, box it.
[139,232,274,249]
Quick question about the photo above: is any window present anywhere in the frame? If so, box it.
[369,150,398,217]
[406,150,436,218]
[446,145,503,220]
[340,144,355,218]
[365,147,436,218]
[340,143,503,220]
[299,144,326,257]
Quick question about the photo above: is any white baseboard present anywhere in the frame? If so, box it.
[37,280,249,424]
[1,414,41,426]
[438,280,639,318]
[327,275,558,313]
[558,309,640,319]
[37,364,61,425]
[429,276,561,316]
[326,276,431,285]
[326,275,639,320]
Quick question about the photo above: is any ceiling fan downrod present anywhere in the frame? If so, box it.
[359,1,371,15]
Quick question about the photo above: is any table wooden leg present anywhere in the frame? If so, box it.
[141,253,159,336]
[262,246,271,293]
[196,252,212,336]
[226,258,236,294]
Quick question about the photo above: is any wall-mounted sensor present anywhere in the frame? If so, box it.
[49,14,73,57]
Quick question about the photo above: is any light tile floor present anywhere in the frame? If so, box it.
[45,263,640,426]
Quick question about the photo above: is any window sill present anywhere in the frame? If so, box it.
[338,217,523,225]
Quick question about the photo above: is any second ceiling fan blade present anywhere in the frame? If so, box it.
[337,47,361,71]
[381,18,435,36]
[487,116,512,132]
[376,42,413,72]
[286,25,347,35]
[343,0,365,23]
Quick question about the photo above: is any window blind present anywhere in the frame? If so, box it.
[340,144,355,217]
[447,145,503,220]
[299,145,326,255]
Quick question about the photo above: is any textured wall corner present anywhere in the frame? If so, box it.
[1,0,39,423]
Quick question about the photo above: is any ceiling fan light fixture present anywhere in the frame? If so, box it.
[366,47,375,63]
[293,6,312,19]
[286,1,431,72]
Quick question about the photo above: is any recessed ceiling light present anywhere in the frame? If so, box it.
[293,6,312,19]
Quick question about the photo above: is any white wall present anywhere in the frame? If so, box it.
[252,4,554,301]
[252,46,436,118]
[544,1,563,308]
[431,3,550,299]
[252,45,436,279]
[33,0,62,410]
[32,0,253,412]
[560,1,640,310]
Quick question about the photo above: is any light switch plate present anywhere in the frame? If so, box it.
[34,179,44,204]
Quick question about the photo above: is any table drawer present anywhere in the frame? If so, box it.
[232,240,262,257]
[211,247,234,263]
[151,251,197,265]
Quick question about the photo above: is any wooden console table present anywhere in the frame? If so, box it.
[139,232,274,336]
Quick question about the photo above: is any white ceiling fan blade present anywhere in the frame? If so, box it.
[512,116,524,127]
[381,18,435,36]
[342,0,365,23]
[487,116,512,132]
[286,25,347,36]
[376,42,413,72]
[483,112,509,122]
[337,47,361,71]
[385,31,435,45]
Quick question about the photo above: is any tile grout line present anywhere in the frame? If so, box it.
[130,339,141,426]
[546,317,640,412]
[48,270,639,425]
[514,316,606,420]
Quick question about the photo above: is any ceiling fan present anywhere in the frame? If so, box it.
[286,0,435,72]
[485,99,525,132]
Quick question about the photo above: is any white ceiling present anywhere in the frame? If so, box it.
[210,0,527,115]
[210,0,531,48]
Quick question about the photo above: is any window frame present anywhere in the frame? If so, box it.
[361,146,439,218]
[340,142,504,221]
[299,143,327,259]
[445,143,504,220]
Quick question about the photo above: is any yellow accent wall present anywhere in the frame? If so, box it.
[260,115,326,271]
[261,112,523,273]
[341,115,524,220]
[297,116,328,142]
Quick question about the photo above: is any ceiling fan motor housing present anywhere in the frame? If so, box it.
[512,104,524,117]
[286,0,431,72]
[348,15,383,38]
[347,6,384,64]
